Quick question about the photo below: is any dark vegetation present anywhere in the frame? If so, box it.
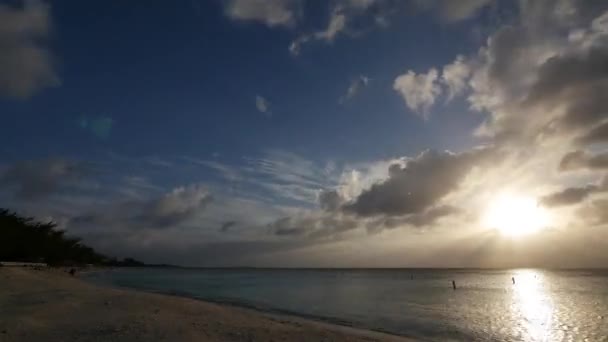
[0,209,144,267]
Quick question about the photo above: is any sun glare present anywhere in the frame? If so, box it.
[483,193,550,237]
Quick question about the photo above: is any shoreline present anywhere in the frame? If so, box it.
[0,267,416,341]
[82,270,404,339]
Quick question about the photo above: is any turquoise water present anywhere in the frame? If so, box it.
[85,268,608,341]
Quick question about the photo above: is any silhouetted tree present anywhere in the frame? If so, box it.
[0,209,105,265]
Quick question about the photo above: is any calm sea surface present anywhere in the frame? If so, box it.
[84,268,608,341]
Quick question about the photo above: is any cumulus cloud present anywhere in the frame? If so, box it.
[0,0,58,98]
[255,95,271,116]
[468,2,608,145]
[1,159,89,199]
[224,0,301,27]
[441,55,471,101]
[393,68,441,118]
[339,75,370,104]
[343,148,495,217]
[559,150,608,171]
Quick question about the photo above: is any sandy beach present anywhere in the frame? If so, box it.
[0,267,414,342]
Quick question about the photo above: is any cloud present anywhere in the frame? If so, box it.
[577,121,608,145]
[219,220,237,232]
[318,189,345,211]
[540,184,601,207]
[244,150,335,204]
[577,199,608,226]
[138,184,213,228]
[289,0,385,55]
[289,10,346,55]
[0,0,58,98]
[1,159,89,200]
[339,75,370,104]
[72,184,212,231]
[269,212,360,239]
[343,148,495,217]
[412,0,493,22]
[182,157,243,182]
[255,95,271,116]
[559,150,608,171]
[378,205,462,230]
[393,68,441,119]
[441,56,471,101]
[437,0,493,22]
[224,0,301,27]
[467,3,608,145]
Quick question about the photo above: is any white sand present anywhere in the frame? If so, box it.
[0,267,416,341]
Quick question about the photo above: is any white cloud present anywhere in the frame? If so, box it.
[339,75,370,104]
[0,1,58,98]
[393,68,441,119]
[224,0,300,27]
[255,95,271,116]
[441,55,471,101]
[289,0,383,55]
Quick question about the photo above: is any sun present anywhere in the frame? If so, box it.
[482,192,550,237]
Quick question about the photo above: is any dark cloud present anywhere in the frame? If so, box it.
[1,159,89,199]
[269,214,359,239]
[0,1,58,98]
[559,150,608,171]
[540,185,600,207]
[137,184,212,228]
[318,189,344,211]
[398,205,461,227]
[577,199,608,226]
[219,220,237,232]
[367,205,461,233]
[343,148,495,217]
[71,184,212,231]
[468,3,608,146]
[577,121,608,145]
[529,48,608,135]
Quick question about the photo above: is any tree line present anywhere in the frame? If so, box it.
[0,208,144,267]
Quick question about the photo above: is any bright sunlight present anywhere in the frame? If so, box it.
[483,193,551,237]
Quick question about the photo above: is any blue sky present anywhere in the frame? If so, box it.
[1,0,484,165]
[1,0,608,267]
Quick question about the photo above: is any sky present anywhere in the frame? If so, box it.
[1,0,608,268]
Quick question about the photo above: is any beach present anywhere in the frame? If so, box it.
[0,267,412,342]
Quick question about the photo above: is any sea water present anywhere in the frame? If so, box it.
[85,268,608,341]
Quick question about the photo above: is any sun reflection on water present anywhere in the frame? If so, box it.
[511,269,554,341]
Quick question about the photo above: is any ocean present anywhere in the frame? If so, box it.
[84,268,608,341]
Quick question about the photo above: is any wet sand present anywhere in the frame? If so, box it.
[0,267,415,342]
